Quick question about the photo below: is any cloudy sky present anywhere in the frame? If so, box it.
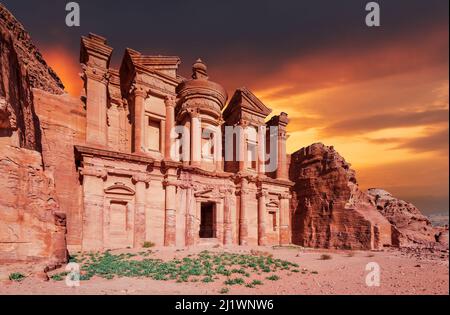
[3,0,448,214]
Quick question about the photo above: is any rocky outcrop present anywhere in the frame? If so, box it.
[0,4,64,95]
[0,4,65,150]
[290,143,392,250]
[0,4,67,266]
[367,189,446,249]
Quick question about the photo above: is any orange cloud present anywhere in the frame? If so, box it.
[40,46,82,97]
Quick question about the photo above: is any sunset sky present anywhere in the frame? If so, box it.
[3,0,448,215]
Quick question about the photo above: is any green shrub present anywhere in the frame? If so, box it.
[9,273,25,282]
[266,275,280,281]
[219,287,229,294]
[251,280,263,286]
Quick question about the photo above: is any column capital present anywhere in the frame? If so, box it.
[239,119,250,128]
[80,166,107,181]
[81,64,110,85]
[164,95,177,108]
[257,190,270,199]
[130,83,149,98]
[188,109,201,119]
[132,173,151,184]
[163,179,179,187]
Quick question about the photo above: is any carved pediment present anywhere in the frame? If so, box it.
[105,183,135,196]
[266,200,279,208]
[223,87,272,123]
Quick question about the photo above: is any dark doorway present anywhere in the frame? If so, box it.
[200,202,215,238]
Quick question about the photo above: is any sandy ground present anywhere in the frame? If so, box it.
[0,246,448,295]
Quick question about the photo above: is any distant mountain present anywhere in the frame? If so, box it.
[428,213,449,227]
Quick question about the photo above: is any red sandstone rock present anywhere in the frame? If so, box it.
[0,4,64,95]
[289,143,392,250]
[435,226,449,248]
[367,189,446,249]
[0,145,67,264]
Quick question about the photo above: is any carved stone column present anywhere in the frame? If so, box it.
[195,199,202,244]
[275,113,289,180]
[215,122,223,171]
[80,166,107,251]
[184,185,195,246]
[190,111,201,166]
[164,179,178,246]
[258,126,266,176]
[164,96,176,160]
[239,178,249,245]
[216,200,224,243]
[81,34,113,148]
[131,85,148,154]
[276,131,288,179]
[257,189,269,246]
[133,173,151,248]
[239,120,248,172]
[279,192,291,245]
[222,188,233,246]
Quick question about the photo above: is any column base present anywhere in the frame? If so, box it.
[279,227,290,245]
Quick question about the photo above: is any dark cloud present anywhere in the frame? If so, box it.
[321,108,449,136]
[2,0,449,77]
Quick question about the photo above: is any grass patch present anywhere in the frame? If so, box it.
[9,273,25,282]
[224,277,245,286]
[51,272,68,281]
[63,250,299,288]
[219,287,229,294]
[251,280,263,286]
[266,275,280,281]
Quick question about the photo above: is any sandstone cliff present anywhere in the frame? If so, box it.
[0,4,67,266]
[290,143,447,251]
[290,143,392,250]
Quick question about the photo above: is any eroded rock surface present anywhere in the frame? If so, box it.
[367,189,447,249]
[0,145,67,264]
